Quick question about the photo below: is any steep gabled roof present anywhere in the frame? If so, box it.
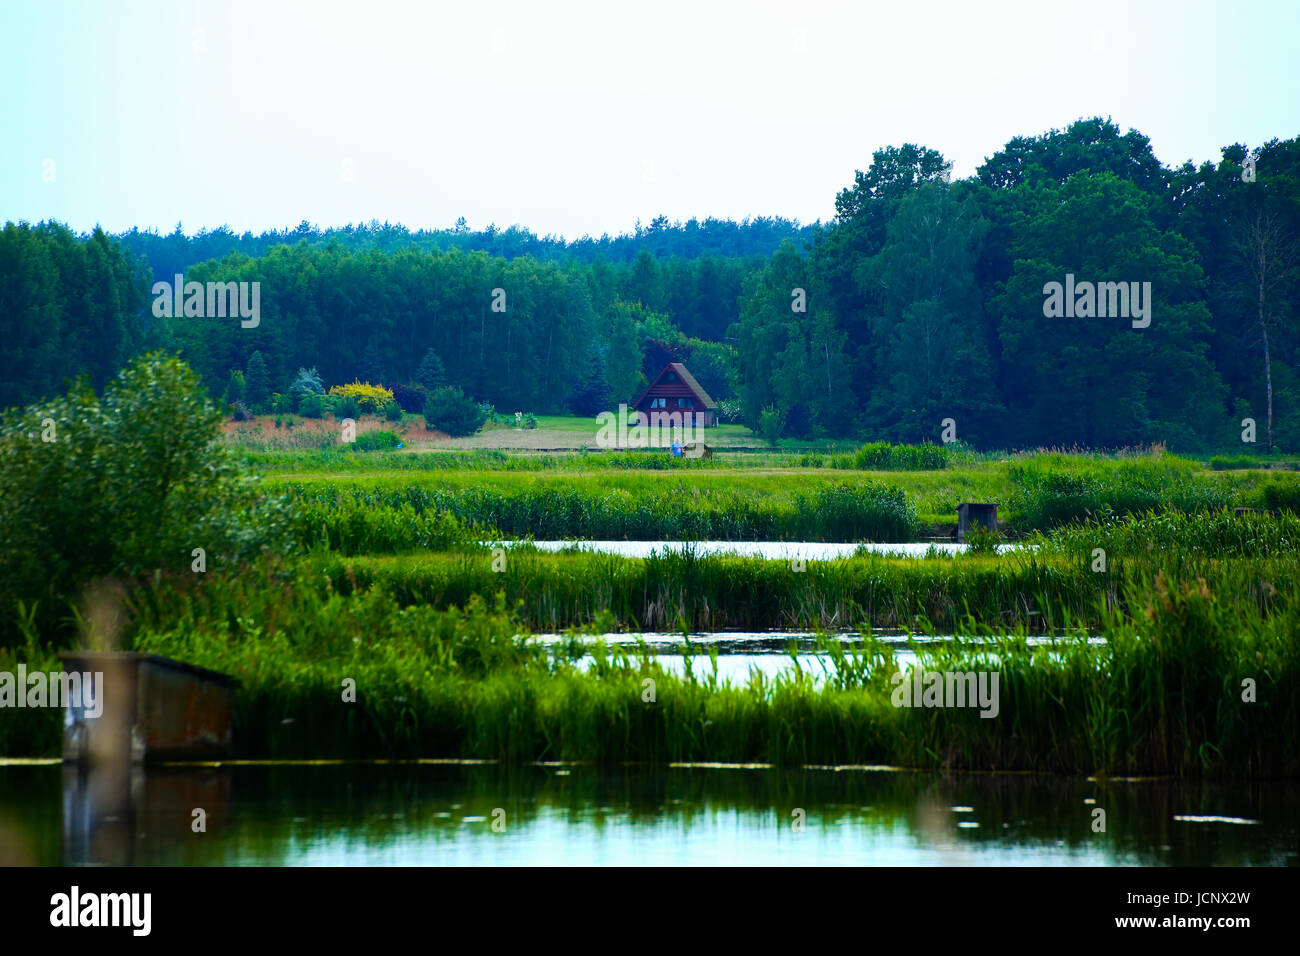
[632,362,717,410]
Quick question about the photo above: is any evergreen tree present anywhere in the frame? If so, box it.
[415,348,447,391]
[245,351,271,411]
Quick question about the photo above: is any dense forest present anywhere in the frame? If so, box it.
[2,119,1297,450]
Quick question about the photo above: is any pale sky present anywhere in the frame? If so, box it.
[2,0,1297,239]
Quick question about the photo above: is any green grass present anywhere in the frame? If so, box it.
[296,548,1097,633]
[260,450,1257,540]
[274,474,920,542]
[7,540,1294,776]
[8,438,1299,778]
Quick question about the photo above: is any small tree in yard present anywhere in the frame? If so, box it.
[758,404,785,448]
[423,386,487,437]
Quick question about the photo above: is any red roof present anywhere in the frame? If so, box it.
[632,362,717,410]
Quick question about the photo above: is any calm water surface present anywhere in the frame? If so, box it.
[0,763,1292,866]
[532,631,1107,685]
[507,540,1020,558]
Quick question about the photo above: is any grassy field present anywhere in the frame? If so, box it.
[259,450,1291,534]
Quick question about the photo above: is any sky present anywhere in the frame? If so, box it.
[1,0,1297,240]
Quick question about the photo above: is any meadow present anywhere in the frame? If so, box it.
[262,447,1295,537]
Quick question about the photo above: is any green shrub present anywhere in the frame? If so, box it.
[423,386,487,437]
[758,405,784,447]
[333,395,361,420]
[353,430,402,453]
[384,401,403,422]
[963,522,1000,555]
[297,392,325,418]
[1210,454,1261,470]
[1257,475,1300,513]
[854,441,947,470]
[0,352,291,647]
[1008,453,1231,530]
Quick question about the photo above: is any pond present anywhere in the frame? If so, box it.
[530,631,1107,685]
[501,541,1020,559]
[1,762,1291,866]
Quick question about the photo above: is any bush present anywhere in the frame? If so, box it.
[333,395,361,421]
[853,441,947,470]
[758,405,784,447]
[384,402,403,422]
[291,367,324,398]
[328,382,395,414]
[524,413,538,430]
[1210,454,1262,470]
[0,352,291,647]
[423,386,488,437]
[389,383,428,414]
[297,392,325,418]
[353,430,403,453]
[1008,454,1232,530]
[1257,475,1300,513]
[963,522,1000,555]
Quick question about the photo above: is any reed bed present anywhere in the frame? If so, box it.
[298,548,1098,632]
[6,528,1297,776]
[277,478,920,543]
[261,451,1256,544]
[33,557,1291,775]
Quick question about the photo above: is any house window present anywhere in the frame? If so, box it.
[651,397,667,409]
[677,398,692,409]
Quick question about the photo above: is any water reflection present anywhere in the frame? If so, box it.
[530,631,1108,686]
[0,763,1293,866]
[510,541,1018,559]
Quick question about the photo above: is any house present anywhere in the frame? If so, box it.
[632,362,717,427]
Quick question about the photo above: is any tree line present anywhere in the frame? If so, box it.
[735,120,1300,451]
[2,118,1297,450]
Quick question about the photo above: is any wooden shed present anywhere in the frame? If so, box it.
[632,362,717,427]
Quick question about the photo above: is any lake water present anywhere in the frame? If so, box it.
[531,630,1107,685]
[500,541,1019,559]
[1,762,1291,866]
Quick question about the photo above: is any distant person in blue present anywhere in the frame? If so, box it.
[670,440,683,457]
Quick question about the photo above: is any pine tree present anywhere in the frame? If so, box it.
[416,348,447,391]
[245,351,271,411]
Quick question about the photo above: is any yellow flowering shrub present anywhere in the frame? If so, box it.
[328,381,395,413]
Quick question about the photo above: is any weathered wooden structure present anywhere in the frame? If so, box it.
[59,652,240,764]
[957,502,999,542]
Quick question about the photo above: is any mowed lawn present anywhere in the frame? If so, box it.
[422,415,760,450]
